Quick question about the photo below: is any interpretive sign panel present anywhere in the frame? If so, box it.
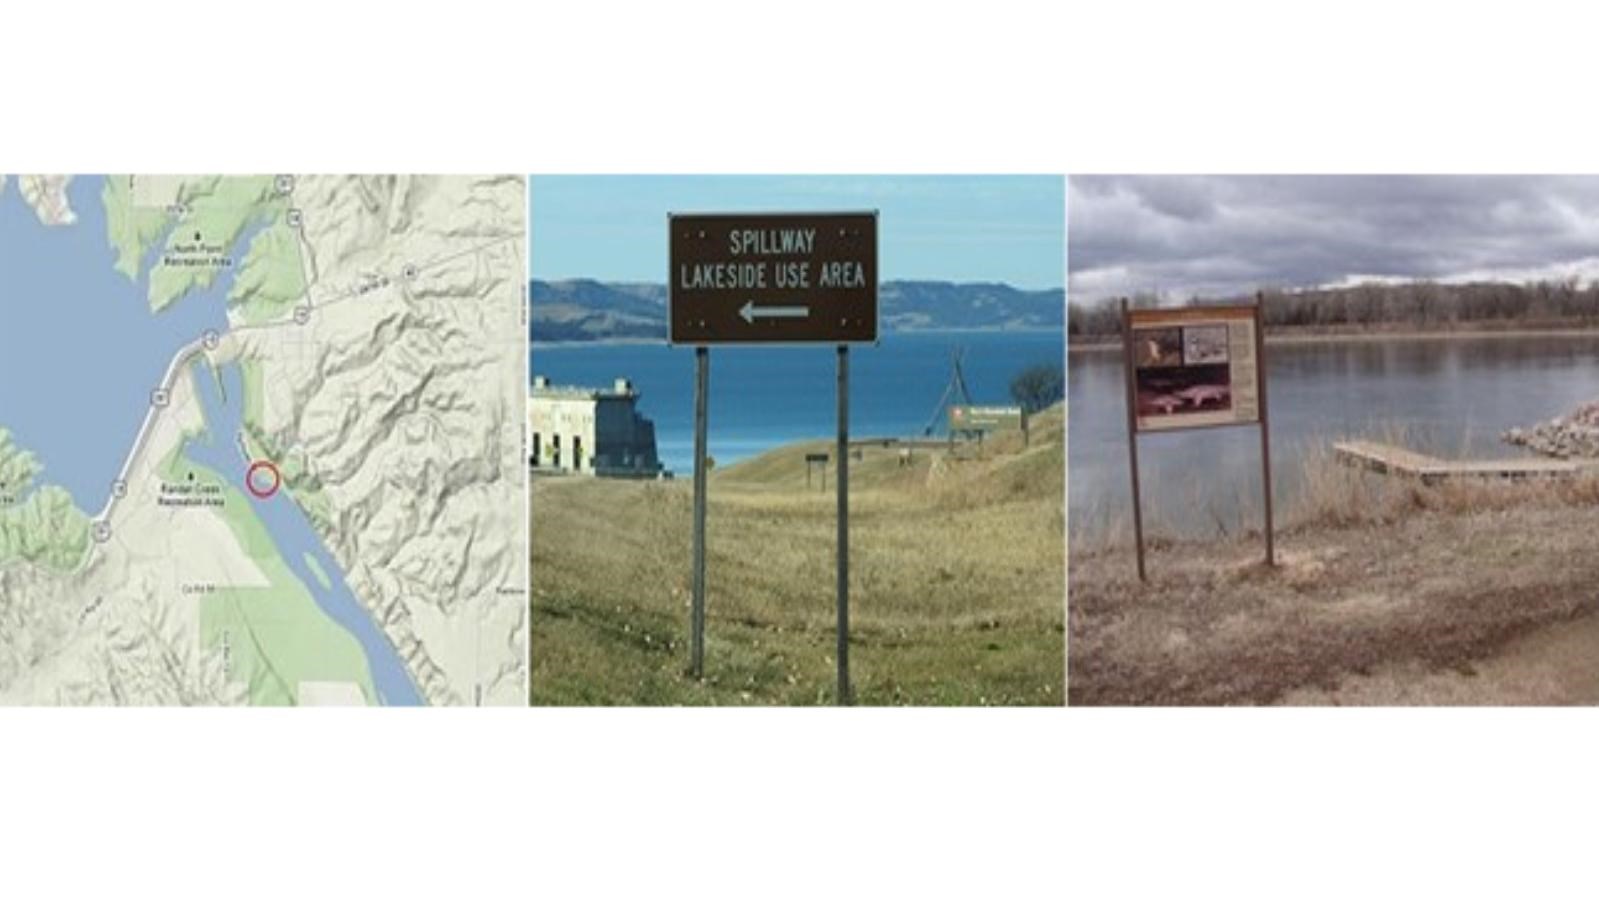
[1127,305,1262,432]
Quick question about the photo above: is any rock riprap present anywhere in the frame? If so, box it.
[1505,400,1599,459]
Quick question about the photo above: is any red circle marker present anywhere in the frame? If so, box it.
[246,460,281,499]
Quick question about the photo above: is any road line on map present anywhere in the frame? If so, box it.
[94,337,207,524]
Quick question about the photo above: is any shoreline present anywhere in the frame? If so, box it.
[1068,323,1599,352]
[533,325,1067,349]
[532,336,663,349]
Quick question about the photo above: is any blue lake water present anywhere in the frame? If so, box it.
[186,361,423,706]
[1069,336,1599,537]
[0,176,229,511]
[532,330,1065,473]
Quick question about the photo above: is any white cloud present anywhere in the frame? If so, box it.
[1069,175,1599,304]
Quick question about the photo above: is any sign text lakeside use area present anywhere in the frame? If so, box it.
[669,211,878,344]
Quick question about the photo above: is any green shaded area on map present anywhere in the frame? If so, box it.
[102,175,299,315]
[229,218,307,324]
[0,429,90,571]
[102,176,171,282]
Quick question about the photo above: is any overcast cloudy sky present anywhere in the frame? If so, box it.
[1069,175,1599,304]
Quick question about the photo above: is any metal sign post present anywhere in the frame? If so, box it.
[690,347,709,678]
[836,345,852,705]
[1254,297,1275,567]
[1122,297,1274,579]
[1119,298,1148,581]
[669,210,877,703]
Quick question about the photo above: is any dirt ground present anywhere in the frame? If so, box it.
[1069,504,1599,705]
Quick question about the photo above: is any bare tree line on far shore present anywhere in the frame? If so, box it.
[1068,278,1599,340]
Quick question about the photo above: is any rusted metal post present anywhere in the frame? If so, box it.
[1121,298,1147,582]
[1255,295,1275,567]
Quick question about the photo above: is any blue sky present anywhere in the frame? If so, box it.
[531,175,1064,290]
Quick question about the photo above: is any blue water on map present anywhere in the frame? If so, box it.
[0,176,230,511]
[185,361,423,706]
[532,330,1064,473]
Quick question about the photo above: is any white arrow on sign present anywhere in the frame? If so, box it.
[739,300,810,324]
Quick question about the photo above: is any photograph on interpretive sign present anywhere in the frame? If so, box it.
[1135,361,1230,419]
[1068,174,1599,708]
[1133,327,1182,367]
[1183,324,1229,365]
[530,174,1066,706]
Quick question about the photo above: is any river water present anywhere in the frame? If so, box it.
[1068,335,1599,537]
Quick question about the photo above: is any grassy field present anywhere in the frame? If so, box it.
[532,404,1064,705]
[1070,449,1599,706]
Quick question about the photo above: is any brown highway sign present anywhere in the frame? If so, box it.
[668,211,878,345]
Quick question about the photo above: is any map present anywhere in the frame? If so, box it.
[0,175,528,705]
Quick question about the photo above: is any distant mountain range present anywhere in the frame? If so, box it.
[530,279,1064,342]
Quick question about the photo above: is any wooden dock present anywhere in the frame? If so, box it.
[1333,440,1592,484]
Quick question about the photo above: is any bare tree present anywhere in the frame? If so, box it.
[1010,364,1064,413]
[1068,279,1599,339]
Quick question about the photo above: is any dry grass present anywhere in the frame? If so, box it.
[532,405,1065,705]
[1070,433,1599,706]
[1291,437,1599,530]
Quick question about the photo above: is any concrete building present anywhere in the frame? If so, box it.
[529,375,663,477]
